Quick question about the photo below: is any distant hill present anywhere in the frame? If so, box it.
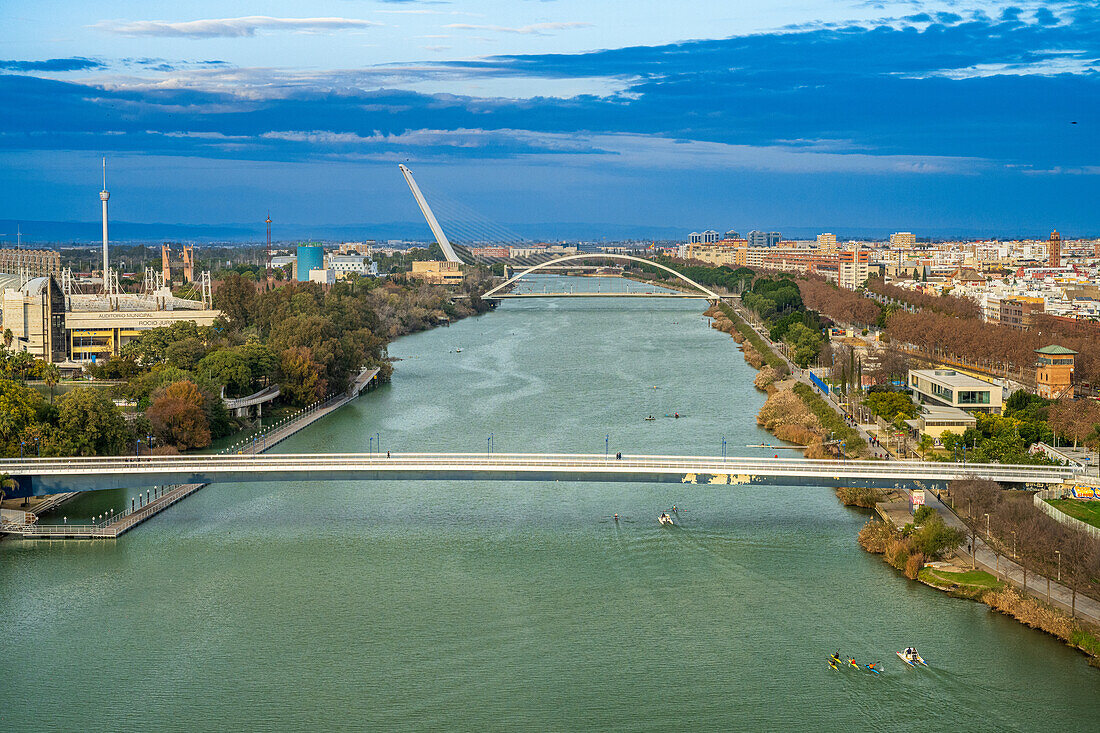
[0,218,1083,245]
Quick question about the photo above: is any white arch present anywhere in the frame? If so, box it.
[482,254,721,300]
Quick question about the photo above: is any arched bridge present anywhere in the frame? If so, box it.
[0,453,1077,498]
[483,254,721,300]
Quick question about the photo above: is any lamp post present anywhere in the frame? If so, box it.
[984,512,990,540]
[722,436,727,459]
[1056,550,1061,581]
[1012,530,1017,560]
[19,441,24,458]
[605,434,609,458]
[369,436,374,455]
[136,438,141,456]
[376,432,381,455]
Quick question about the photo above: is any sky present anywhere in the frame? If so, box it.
[1,0,1098,240]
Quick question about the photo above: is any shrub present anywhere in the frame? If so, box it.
[885,538,911,570]
[857,519,893,553]
[913,505,935,524]
[837,486,884,509]
[911,514,965,560]
[905,551,926,580]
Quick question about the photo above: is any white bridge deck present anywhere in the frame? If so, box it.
[0,453,1078,497]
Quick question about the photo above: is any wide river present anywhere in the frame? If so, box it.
[2,275,1098,731]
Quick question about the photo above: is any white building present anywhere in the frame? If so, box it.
[326,254,378,278]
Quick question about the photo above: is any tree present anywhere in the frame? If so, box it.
[2,329,12,349]
[165,337,208,370]
[279,346,326,405]
[0,379,44,455]
[55,387,128,456]
[147,380,212,450]
[214,273,258,329]
[1049,398,1100,449]
[910,513,964,559]
[196,349,252,397]
[41,363,61,404]
[918,434,934,459]
[0,471,18,509]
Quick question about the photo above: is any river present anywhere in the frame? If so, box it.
[1,275,1097,731]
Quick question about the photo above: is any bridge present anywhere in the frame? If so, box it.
[483,254,721,300]
[493,291,709,299]
[0,453,1077,498]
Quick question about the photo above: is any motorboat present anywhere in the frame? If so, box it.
[896,649,927,667]
[658,513,674,526]
[644,415,656,421]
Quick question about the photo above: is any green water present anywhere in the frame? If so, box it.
[2,275,1098,731]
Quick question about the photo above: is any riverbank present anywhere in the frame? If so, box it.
[856,509,1100,665]
[704,300,868,458]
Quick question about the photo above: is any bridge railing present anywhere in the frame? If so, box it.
[0,452,1078,484]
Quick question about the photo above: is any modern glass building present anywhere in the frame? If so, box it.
[296,244,324,282]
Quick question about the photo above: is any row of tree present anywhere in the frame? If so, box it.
[951,479,1100,616]
[796,277,883,326]
[865,278,982,319]
[883,309,1100,385]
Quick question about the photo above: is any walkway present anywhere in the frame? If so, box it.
[1,367,382,540]
[0,453,1076,498]
[923,489,1100,626]
[727,299,890,459]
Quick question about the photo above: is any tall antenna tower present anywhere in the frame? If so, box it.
[100,157,110,292]
[265,213,273,284]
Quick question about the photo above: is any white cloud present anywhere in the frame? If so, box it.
[444,22,592,36]
[93,16,381,39]
[254,128,986,175]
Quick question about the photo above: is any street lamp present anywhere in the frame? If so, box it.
[722,436,727,459]
[136,438,142,456]
[606,434,609,458]
[1055,550,1061,581]
[369,436,374,455]
[984,512,990,540]
[1012,530,1017,559]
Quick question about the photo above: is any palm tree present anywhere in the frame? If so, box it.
[0,472,18,518]
[42,363,61,403]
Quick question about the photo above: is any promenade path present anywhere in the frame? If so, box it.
[1,367,381,540]
[728,297,1100,627]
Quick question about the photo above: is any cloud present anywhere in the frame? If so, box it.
[93,16,381,39]
[0,57,105,72]
[444,22,592,35]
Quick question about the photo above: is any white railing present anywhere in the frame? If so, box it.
[1034,487,1100,539]
[0,452,1078,486]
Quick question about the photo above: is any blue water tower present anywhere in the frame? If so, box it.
[297,244,323,282]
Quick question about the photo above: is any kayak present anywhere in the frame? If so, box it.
[896,651,928,667]
[828,658,839,670]
[863,663,882,675]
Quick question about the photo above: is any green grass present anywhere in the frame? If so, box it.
[791,382,865,456]
[1047,499,1100,529]
[717,302,787,371]
[919,568,1004,590]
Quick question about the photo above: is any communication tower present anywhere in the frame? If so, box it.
[100,158,110,292]
[265,213,273,283]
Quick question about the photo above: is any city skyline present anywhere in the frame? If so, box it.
[1,1,1098,237]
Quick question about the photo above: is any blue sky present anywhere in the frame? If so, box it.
[1,1,1098,239]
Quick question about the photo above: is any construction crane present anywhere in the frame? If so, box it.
[398,164,462,264]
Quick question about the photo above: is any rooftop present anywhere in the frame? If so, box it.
[1036,344,1078,355]
[911,368,998,390]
